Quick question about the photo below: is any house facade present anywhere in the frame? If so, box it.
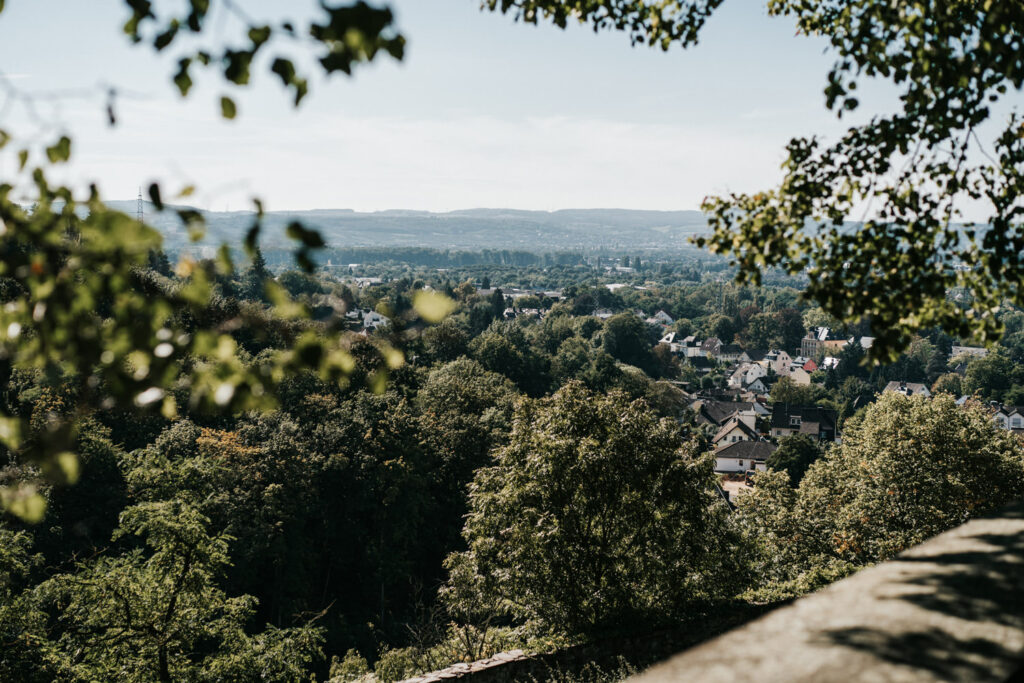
[770,405,839,442]
[714,441,777,473]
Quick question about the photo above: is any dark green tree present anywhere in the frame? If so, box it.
[444,382,744,637]
[767,434,822,487]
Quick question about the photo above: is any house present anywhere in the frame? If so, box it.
[744,377,769,395]
[659,331,677,345]
[651,310,674,325]
[346,309,390,330]
[788,366,813,386]
[882,381,932,398]
[701,337,723,357]
[820,356,840,371]
[593,308,614,319]
[713,417,760,447]
[764,349,792,376]
[680,336,704,358]
[770,405,839,442]
[361,310,390,330]
[717,344,745,362]
[728,363,767,389]
[791,356,818,372]
[691,400,770,428]
[990,404,1024,433]
[801,327,849,357]
[714,441,777,473]
[951,345,988,359]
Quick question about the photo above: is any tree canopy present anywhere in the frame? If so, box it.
[444,382,744,637]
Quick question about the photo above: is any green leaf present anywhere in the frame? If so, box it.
[248,25,271,47]
[147,182,163,211]
[45,136,72,163]
[413,290,456,323]
[220,96,237,120]
[285,221,325,248]
[173,58,193,96]
[17,149,27,170]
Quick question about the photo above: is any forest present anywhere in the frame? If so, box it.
[2,250,1024,681]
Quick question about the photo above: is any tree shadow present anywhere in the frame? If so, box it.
[819,505,1024,681]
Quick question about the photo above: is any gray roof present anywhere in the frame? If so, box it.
[714,440,777,460]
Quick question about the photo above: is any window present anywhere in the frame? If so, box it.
[1013,417,1022,429]
[738,460,744,468]
[790,416,802,427]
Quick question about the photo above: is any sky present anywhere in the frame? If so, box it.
[0,0,900,213]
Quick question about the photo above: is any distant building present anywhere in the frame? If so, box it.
[801,327,848,357]
[882,381,932,398]
[728,363,767,389]
[701,337,723,357]
[764,349,793,376]
[691,400,769,428]
[770,405,838,442]
[951,345,988,359]
[788,366,813,386]
[717,344,745,363]
[679,335,703,357]
[715,440,776,473]
[651,310,674,325]
[992,404,1024,433]
[713,417,760,447]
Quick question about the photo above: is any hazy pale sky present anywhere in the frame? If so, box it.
[0,0,898,213]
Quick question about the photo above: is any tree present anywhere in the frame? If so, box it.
[601,313,657,374]
[769,376,824,405]
[766,434,822,487]
[741,393,1024,594]
[444,382,744,637]
[932,372,963,396]
[421,319,470,363]
[0,529,58,682]
[37,501,323,682]
[963,350,1014,399]
[766,393,1024,569]
[242,247,271,301]
[738,312,782,350]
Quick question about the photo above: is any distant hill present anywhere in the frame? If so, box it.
[105,203,710,254]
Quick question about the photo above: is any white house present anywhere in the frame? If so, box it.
[882,381,932,397]
[361,310,390,330]
[744,377,769,395]
[765,350,792,376]
[992,405,1024,432]
[951,345,988,359]
[714,441,776,473]
[650,310,674,325]
[728,362,767,389]
[712,417,760,448]
[681,336,704,358]
[789,366,813,386]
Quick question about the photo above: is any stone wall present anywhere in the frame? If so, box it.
[401,604,777,683]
